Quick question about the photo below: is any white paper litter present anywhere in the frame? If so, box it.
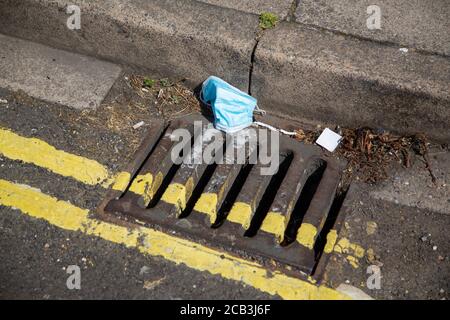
[132,121,145,130]
[315,128,342,152]
[399,48,408,53]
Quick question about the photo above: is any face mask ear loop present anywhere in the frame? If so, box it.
[253,121,297,136]
[254,104,266,115]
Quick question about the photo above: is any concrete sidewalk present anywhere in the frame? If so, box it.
[0,34,121,110]
[0,0,449,141]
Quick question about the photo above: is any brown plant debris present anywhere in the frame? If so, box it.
[129,75,201,120]
[295,127,435,184]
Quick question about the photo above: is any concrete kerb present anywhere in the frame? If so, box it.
[251,22,450,142]
[294,0,450,57]
[0,0,449,142]
[0,0,259,91]
[197,0,294,20]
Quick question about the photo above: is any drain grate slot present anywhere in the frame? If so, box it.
[312,188,348,274]
[283,159,327,246]
[108,122,168,200]
[245,152,293,238]
[99,115,347,278]
[147,161,181,209]
[213,162,254,228]
[181,162,218,218]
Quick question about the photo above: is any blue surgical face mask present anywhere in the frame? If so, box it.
[200,76,257,133]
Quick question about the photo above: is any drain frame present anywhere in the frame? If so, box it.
[98,115,347,278]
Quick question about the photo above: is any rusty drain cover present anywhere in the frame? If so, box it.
[98,115,347,278]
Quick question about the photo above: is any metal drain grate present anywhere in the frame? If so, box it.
[99,115,346,277]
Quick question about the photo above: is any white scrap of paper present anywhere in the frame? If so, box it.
[316,128,342,152]
[132,121,145,130]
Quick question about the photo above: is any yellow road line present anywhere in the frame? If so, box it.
[0,179,349,300]
[0,128,111,186]
[0,128,366,274]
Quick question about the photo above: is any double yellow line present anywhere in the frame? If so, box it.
[0,128,112,186]
[0,127,352,299]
